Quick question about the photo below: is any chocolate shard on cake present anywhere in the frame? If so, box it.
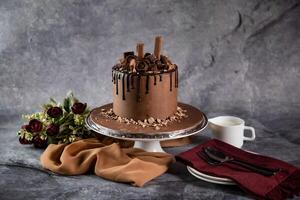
[112,36,178,120]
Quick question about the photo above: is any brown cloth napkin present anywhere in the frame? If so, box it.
[40,138,173,187]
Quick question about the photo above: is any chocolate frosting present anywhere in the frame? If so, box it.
[112,67,178,120]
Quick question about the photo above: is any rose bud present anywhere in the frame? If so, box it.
[46,124,59,136]
[19,137,32,145]
[28,119,43,133]
[33,136,48,149]
[21,124,32,133]
[71,102,87,114]
[47,107,63,118]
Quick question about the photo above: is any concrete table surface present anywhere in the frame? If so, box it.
[0,114,299,200]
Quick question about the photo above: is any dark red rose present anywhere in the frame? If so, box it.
[46,124,59,136]
[47,107,63,118]
[19,137,32,145]
[71,102,87,114]
[21,124,32,132]
[33,136,48,149]
[29,119,43,133]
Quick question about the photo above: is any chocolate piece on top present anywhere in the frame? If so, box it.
[136,43,144,59]
[160,55,168,66]
[154,36,163,60]
[136,61,148,72]
[144,52,151,57]
[125,55,136,64]
[124,51,134,58]
[155,60,164,70]
[129,59,136,72]
[116,37,176,73]
[146,54,156,63]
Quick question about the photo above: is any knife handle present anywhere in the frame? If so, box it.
[233,158,280,173]
[230,160,275,177]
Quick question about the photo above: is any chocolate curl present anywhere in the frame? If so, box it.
[154,36,163,60]
[129,59,136,72]
[124,51,134,58]
[136,43,144,59]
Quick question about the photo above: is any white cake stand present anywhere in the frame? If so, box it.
[85,112,208,152]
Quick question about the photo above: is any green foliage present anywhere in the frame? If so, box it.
[18,92,92,146]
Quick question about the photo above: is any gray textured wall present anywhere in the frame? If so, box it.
[1,0,300,124]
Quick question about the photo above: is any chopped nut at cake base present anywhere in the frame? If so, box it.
[100,106,188,130]
[148,117,155,124]
[170,116,176,121]
[117,116,123,122]
[162,121,168,126]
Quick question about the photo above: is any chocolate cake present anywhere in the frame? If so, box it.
[112,36,178,121]
[88,36,207,133]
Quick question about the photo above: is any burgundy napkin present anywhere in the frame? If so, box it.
[176,139,300,200]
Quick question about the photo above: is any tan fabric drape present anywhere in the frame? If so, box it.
[41,138,175,187]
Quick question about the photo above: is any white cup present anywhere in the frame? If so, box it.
[208,116,255,148]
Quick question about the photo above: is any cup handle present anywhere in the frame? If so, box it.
[243,126,255,141]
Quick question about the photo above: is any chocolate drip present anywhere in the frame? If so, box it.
[126,74,130,92]
[122,74,125,100]
[113,71,116,84]
[116,72,119,95]
[145,75,149,94]
[131,75,135,89]
[113,68,178,102]
[175,68,178,88]
[136,75,141,102]
[170,72,173,92]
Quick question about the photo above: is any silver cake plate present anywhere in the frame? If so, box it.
[85,112,208,152]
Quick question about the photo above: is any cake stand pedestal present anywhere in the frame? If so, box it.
[133,141,164,152]
[85,103,208,152]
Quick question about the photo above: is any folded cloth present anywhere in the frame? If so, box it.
[41,138,173,187]
[176,139,300,200]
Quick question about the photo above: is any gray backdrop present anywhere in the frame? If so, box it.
[1,1,300,199]
[0,0,300,123]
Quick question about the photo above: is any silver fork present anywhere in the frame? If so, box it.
[197,151,220,165]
